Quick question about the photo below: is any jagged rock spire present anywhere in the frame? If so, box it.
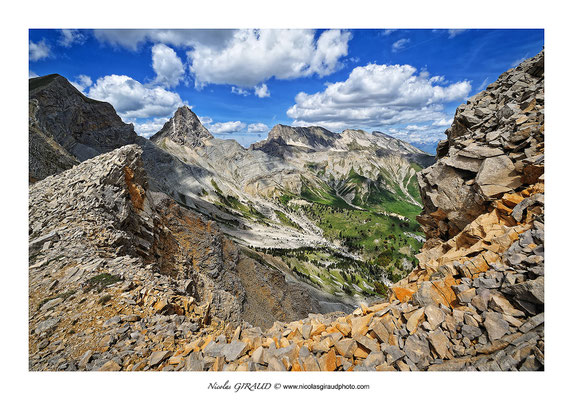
[150,106,213,148]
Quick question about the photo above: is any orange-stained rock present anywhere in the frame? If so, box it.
[311,323,326,337]
[326,326,339,334]
[302,355,320,371]
[370,320,389,343]
[211,357,225,371]
[430,208,448,221]
[353,344,369,359]
[335,322,351,336]
[495,200,514,215]
[502,193,525,208]
[287,328,302,341]
[393,287,415,303]
[200,336,213,351]
[168,355,183,365]
[350,314,374,337]
[334,338,357,357]
[406,307,425,333]
[368,302,390,313]
[376,364,397,371]
[323,348,337,371]
[388,334,398,347]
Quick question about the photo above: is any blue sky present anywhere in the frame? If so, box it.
[29,29,543,153]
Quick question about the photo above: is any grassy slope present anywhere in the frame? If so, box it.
[269,164,426,296]
[207,163,426,297]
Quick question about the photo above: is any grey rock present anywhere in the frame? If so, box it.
[403,335,430,364]
[519,313,544,333]
[150,106,213,148]
[221,341,247,362]
[79,350,93,369]
[484,312,510,341]
[461,325,482,340]
[457,288,476,304]
[30,231,60,255]
[39,297,63,312]
[475,155,521,198]
[384,345,405,364]
[148,351,172,367]
[424,304,445,330]
[35,317,60,335]
[511,194,544,222]
[503,276,544,305]
[427,330,450,359]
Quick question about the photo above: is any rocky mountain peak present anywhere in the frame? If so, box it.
[29,73,138,172]
[150,106,213,148]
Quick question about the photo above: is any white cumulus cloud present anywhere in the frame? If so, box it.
[151,44,185,88]
[254,83,270,98]
[70,74,93,93]
[388,127,447,145]
[287,63,471,131]
[198,115,213,125]
[188,29,351,88]
[29,40,50,61]
[432,117,454,127]
[130,117,170,138]
[87,74,184,119]
[208,121,246,134]
[247,123,269,133]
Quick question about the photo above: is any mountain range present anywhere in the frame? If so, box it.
[29,73,433,299]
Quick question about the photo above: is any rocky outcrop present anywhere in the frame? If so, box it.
[417,51,544,242]
[150,106,213,148]
[29,98,79,182]
[29,74,137,180]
